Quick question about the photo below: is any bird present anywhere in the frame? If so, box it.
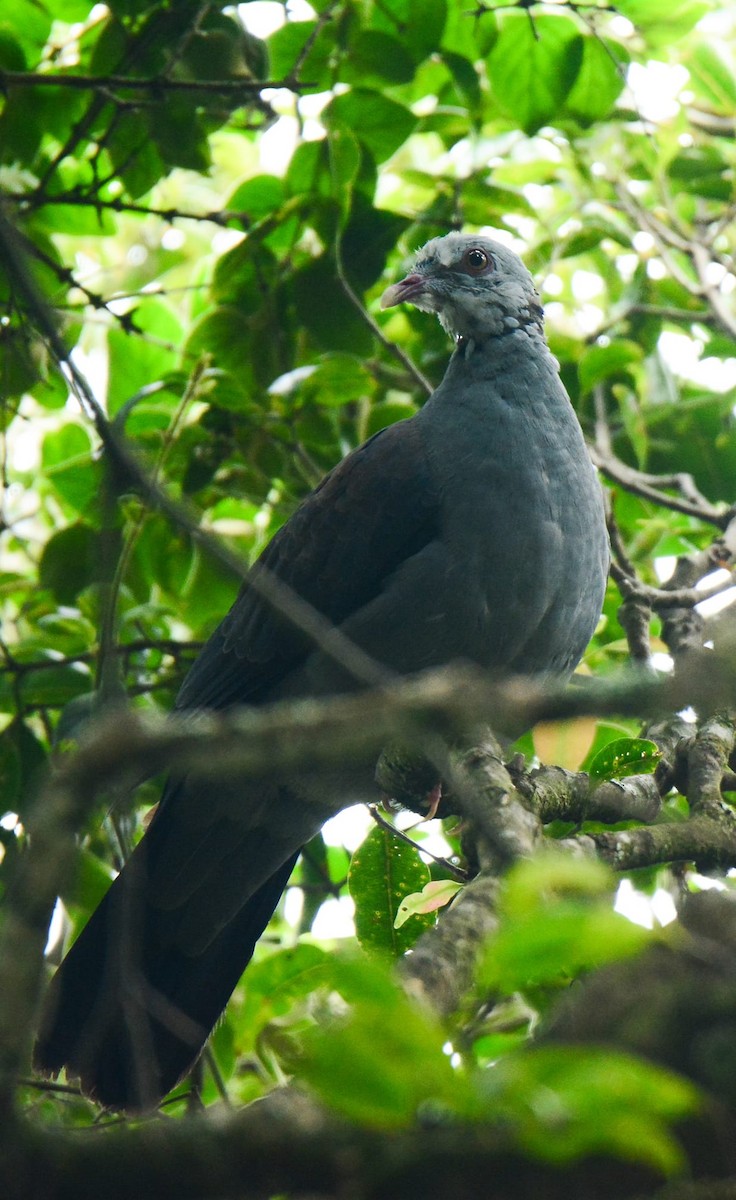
[34,231,609,1111]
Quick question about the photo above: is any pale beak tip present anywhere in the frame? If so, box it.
[380,282,403,310]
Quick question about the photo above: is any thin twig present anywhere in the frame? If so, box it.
[367,806,467,880]
[334,231,434,397]
[6,189,251,230]
[0,640,203,680]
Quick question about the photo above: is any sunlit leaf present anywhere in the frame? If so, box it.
[615,0,709,44]
[349,825,434,957]
[588,737,662,782]
[324,90,417,163]
[687,41,736,110]
[564,38,628,124]
[487,14,584,134]
[107,299,182,415]
[394,879,463,927]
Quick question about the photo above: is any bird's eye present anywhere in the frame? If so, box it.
[464,248,491,273]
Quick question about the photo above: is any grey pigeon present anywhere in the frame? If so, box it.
[34,232,609,1110]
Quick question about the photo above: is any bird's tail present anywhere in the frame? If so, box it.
[33,842,298,1112]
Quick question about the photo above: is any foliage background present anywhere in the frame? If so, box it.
[1,0,736,1195]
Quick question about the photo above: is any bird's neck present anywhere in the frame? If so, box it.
[419,326,580,462]
[453,304,544,356]
[445,323,560,393]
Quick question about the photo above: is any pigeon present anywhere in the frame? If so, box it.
[34,232,609,1110]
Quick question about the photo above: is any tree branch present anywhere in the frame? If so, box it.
[2,657,734,1095]
[517,763,663,825]
[587,813,736,872]
[0,1082,664,1200]
[0,70,301,95]
[590,445,731,528]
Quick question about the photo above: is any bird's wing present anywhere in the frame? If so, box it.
[175,415,440,712]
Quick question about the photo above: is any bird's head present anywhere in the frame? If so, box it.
[380,232,543,347]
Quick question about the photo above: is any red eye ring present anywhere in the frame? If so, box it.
[465,247,490,273]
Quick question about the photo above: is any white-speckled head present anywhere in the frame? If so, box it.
[381,232,543,344]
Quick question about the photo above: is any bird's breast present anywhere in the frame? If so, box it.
[416,368,607,675]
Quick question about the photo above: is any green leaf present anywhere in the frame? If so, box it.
[667,147,732,200]
[296,353,374,408]
[328,128,361,203]
[644,393,736,502]
[151,98,210,173]
[588,737,662,782]
[36,188,116,237]
[615,0,709,45]
[324,90,417,163]
[441,51,482,110]
[487,14,584,135]
[564,38,628,124]
[227,175,285,223]
[579,341,643,392]
[443,0,496,57]
[0,26,27,70]
[297,954,478,1126]
[370,0,447,62]
[41,427,103,519]
[63,849,116,912]
[556,220,632,259]
[459,176,535,222]
[502,852,615,919]
[54,693,101,747]
[614,385,649,469]
[267,20,332,92]
[44,0,91,18]
[0,720,46,814]
[366,399,417,436]
[344,30,416,85]
[348,825,434,958]
[39,523,102,605]
[687,41,736,111]
[251,944,334,1005]
[174,547,240,628]
[103,109,165,199]
[298,833,350,931]
[240,944,334,1041]
[0,1,51,53]
[41,425,91,470]
[489,1046,699,1175]
[293,258,373,355]
[18,666,91,710]
[341,201,410,290]
[185,307,256,393]
[0,324,44,399]
[579,720,649,774]
[133,518,196,600]
[480,902,649,992]
[107,299,182,415]
[212,240,278,313]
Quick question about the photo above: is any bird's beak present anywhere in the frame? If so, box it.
[380,273,427,309]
